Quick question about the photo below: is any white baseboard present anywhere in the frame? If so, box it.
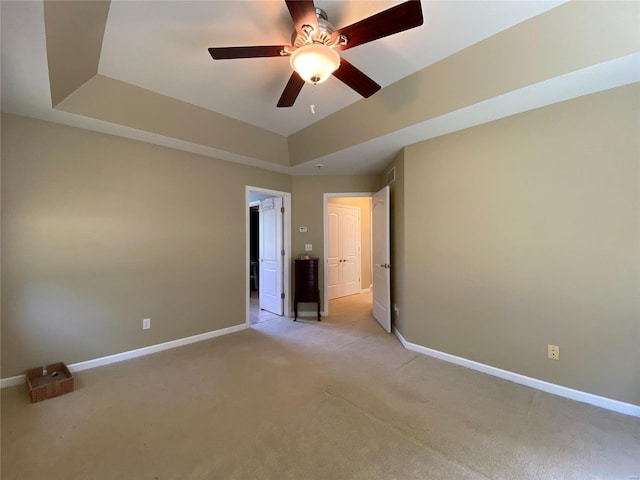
[1,323,248,389]
[360,287,372,294]
[393,328,640,418]
[1,375,25,388]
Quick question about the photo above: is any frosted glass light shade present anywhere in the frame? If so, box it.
[290,44,340,85]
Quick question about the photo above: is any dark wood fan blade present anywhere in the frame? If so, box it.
[332,58,381,98]
[277,72,305,107]
[208,46,288,60]
[285,0,319,37]
[333,0,423,51]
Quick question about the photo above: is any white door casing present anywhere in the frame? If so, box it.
[328,204,361,300]
[259,196,283,315]
[372,186,391,333]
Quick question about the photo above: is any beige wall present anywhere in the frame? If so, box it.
[291,176,381,310]
[328,197,372,290]
[3,81,638,409]
[399,84,640,405]
[1,113,291,377]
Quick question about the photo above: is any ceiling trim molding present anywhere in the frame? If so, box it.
[54,74,290,167]
[28,0,640,176]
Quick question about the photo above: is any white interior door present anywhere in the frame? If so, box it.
[372,186,391,333]
[327,204,361,300]
[259,197,283,315]
[327,207,342,299]
[341,206,361,297]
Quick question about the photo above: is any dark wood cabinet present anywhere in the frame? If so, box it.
[294,259,321,321]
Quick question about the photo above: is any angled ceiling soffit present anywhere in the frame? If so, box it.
[287,0,640,166]
[45,0,288,168]
[44,0,110,107]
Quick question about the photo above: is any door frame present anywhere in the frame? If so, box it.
[246,186,292,324]
[323,192,373,316]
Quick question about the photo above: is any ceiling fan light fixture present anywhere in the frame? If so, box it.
[290,44,340,85]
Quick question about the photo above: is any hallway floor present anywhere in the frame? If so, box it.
[249,290,281,324]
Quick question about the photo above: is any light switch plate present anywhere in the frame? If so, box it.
[305,244,313,251]
[299,226,308,233]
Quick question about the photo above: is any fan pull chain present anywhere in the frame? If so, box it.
[309,84,318,115]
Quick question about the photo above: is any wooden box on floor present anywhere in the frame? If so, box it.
[26,362,74,403]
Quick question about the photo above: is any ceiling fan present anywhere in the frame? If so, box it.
[208,0,424,108]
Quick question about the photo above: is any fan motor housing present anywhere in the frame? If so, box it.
[291,8,336,47]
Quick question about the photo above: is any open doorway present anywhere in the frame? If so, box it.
[323,193,373,317]
[246,186,291,325]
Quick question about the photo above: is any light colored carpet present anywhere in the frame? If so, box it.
[2,292,639,479]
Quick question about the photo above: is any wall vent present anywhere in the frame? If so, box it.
[386,166,396,185]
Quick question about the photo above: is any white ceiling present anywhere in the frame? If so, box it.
[98,0,565,136]
[2,1,638,176]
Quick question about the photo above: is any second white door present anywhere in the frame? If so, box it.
[259,196,283,315]
[372,186,391,333]
[328,204,361,300]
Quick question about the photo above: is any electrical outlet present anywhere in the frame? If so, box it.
[305,244,312,252]
[143,318,151,330]
[394,304,399,316]
[548,344,559,360]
